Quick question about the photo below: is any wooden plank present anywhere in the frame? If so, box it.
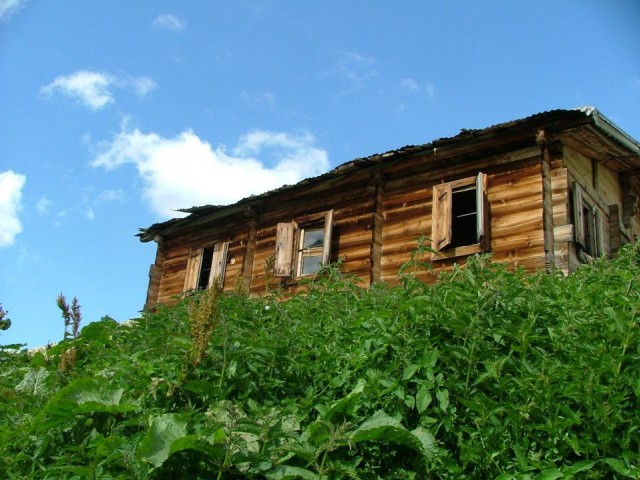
[274,222,295,277]
[554,224,574,242]
[431,182,452,251]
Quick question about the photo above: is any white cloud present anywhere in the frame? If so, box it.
[0,0,26,20]
[92,128,330,219]
[0,170,26,248]
[240,91,276,107]
[41,71,114,110]
[153,14,185,32]
[400,78,420,92]
[130,77,157,96]
[400,78,435,99]
[336,51,379,87]
[41,71,157,110]
[36,195,52,214]
[95,189,126,204]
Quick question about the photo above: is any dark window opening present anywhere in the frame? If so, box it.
[197,247,214,289]
[450,187,478,248]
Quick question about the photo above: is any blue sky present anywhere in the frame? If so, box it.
[1,1,639,347]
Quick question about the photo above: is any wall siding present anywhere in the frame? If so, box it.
[142,133,639,310]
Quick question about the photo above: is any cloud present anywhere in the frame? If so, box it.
[91,128,330,219]
[400,78,420,92]
[400,78,435,99]
[153,14,185,32]
[0,0,27,20]
[41,70,156,111]
[42,71,114,110]
[240,91,276,107]
[95,189,126,204]
[130,77,157,96]
[336,52,380,88]
[36,195,52,214]
[0,170,26,248]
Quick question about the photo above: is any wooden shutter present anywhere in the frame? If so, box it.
[208,241,229,288]
[183,249,203,291]
[432,182,452,252]
[573,182,585,248]
[594,209,606,258]
[476,172,490,249]
[274,222,295,277]
[608,204,623,254]
[321,209,334,267]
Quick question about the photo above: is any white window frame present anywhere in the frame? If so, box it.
[183,241,229,292]
[431,172,490,259]
[274,210,334,277]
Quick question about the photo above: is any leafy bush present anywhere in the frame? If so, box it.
[1,244,639,478]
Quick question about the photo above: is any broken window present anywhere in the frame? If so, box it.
[184,241,229,291]
[432,172,490,256]
[274,210,334,277]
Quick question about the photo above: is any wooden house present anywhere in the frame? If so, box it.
[138,107,640,309]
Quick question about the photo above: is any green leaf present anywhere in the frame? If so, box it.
[35,377,138,431]
[349,410,435,459]
[533,469,563,480]
[563,460,596,476]
[494,474,515,480]
[267,465,320,479]
[321,379,365,420]
[416,386,432,413]
[139,413,198,468]
[604,458,638,478]
[15,367,50,396]
[402,363,420,381]
[436,389,449,412]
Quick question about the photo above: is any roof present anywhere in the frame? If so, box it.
[138,107,640,242]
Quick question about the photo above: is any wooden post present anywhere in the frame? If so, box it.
[536,130,556,272]
[144,235,165,311]
[241,207,258,292]
[370,172,385,284]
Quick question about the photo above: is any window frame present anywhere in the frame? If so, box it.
[572,182,605,260]
[431,172,490,259]
[183,241,229,292]
[274,210,334,277]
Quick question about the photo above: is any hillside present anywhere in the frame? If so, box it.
[1,244,639,479]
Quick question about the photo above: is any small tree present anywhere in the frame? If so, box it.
[0,304,11,332]
[56,294,82,341]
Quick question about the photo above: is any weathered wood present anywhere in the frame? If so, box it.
[141,111,640,307]
[431,182,452,251]
[370,173,384,284]
[537,131,556,271]
[274,222,295,277]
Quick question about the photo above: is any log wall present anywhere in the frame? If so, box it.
[143,137,638,310]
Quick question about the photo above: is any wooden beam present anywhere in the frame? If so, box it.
[536,130,556,272]
[370,172,385,284]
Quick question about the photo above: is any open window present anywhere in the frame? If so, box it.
[183,241,229,291]
[274,210,333,277]
[573,183,605,259]
[432,172,490,257]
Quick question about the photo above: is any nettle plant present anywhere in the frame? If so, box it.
[0,244,639,479]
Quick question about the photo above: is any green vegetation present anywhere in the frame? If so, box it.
[1,244,639,479]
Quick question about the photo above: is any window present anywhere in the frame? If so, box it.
[431,172,490,257]
[573,183,604,259]
[274,210,334,277]
[183,241,229,291]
